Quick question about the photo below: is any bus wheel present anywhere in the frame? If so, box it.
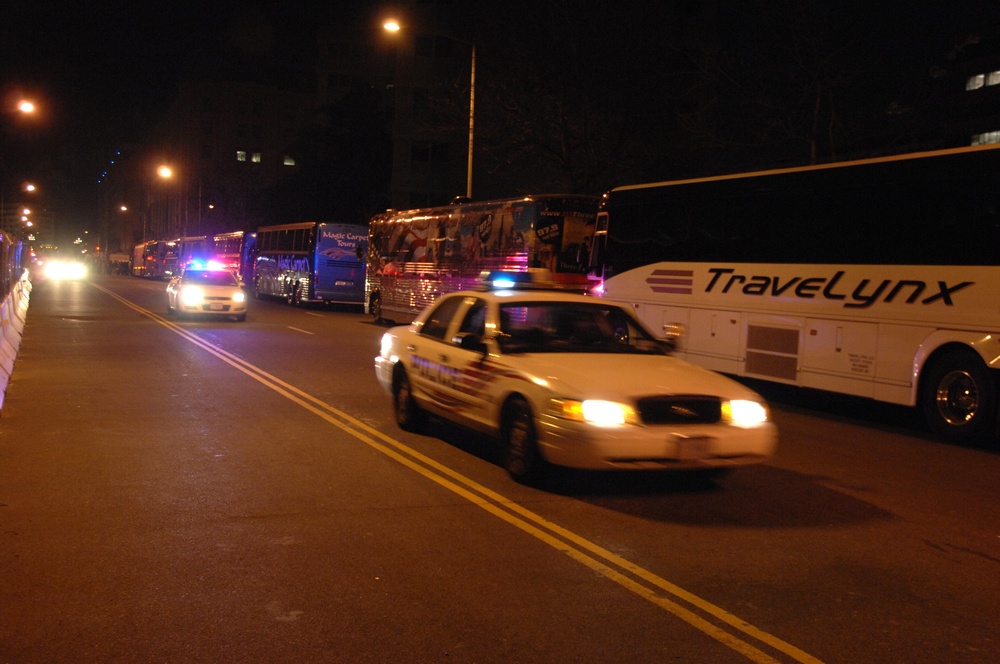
[501,397,548,484]
[393,367,425,432]
[920,348,997,444]
[370,293,383,323]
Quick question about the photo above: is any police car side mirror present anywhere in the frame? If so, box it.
[453,332,487,353]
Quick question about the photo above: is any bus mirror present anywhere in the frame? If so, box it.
[661,322,684,351]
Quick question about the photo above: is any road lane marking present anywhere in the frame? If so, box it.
[287,326,316,335]
[94,283,823,664]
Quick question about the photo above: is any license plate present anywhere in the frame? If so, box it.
[209,303,224,311]
[673,436,711,460]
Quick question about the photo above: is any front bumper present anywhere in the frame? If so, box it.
[536,413,778,471]
[375,356,395,394]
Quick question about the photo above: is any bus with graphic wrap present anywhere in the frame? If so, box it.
[366,194,598,324]
[253,222,366,306]
[593,143,1000,443]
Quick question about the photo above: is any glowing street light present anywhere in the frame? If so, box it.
[383,18,476,199]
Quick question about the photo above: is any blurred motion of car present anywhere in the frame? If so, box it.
[375,270,778,484]
[166,263,247,321]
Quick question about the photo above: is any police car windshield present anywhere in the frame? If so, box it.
[497,302,666,355]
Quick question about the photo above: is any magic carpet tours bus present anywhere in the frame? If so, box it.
[253,221,367,306]
[366,194,598,324]
[593,143,1000,443]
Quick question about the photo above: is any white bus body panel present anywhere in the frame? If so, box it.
[604,262,1000,408]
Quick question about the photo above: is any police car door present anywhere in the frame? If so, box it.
[412,295,491,429]
[446,297,493,430]
[409,294,467,414]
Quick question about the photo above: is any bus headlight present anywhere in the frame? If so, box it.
[722,400,769,427]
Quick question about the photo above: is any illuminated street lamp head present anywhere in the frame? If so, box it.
[158,165,173,179]
[383,19,400,32]
[17,100,35,114]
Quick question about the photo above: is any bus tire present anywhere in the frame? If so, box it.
[501,397,549,485]
[370,292,383,324]
[920,348,997,444]
[393,366,426,433]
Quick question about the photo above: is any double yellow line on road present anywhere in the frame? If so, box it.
[96,283,823,664]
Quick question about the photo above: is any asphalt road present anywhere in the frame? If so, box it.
[1,273,998,663]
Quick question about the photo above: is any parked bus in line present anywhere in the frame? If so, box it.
[210,230,256,285]
[593,142,1000,443]
[176,235,209,268]
[253,221,367,306]
[131,239,179,279]
[366,194,598,324]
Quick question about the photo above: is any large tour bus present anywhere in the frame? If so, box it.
[366,194,598,323]
[176,235,210,268]
[210,230,256,285]
[253,221,367,306]
[593,142,1000,443]
[131,240,179,279]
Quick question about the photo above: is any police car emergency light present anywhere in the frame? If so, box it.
[479,269,590,293]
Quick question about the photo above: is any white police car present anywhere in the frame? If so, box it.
[166,262,248,321]
[375,270,777,483]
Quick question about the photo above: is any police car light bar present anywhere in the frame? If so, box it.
[479,269,590,292]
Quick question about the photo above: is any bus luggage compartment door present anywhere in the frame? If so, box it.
[682,308,742,375]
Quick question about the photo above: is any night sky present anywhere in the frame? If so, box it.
[3,1,999,239]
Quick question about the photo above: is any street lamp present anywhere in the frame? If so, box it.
[383,18,476,199]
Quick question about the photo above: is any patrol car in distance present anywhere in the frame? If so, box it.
[374,270,778,484]
[166,261,248,321]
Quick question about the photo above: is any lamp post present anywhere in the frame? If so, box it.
[383,18,476,199]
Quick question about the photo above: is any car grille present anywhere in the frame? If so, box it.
[635,395,722,424]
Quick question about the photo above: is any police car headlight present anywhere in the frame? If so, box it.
[232,291,246,303]
[380,332,396,360]
[180,286,204,305]
[722,400,769,427]
[553,399,638,426]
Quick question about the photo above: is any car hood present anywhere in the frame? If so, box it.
[508,353,763,401]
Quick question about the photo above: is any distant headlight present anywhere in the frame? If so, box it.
[552,399,639,426]
[180,286,204,305]
[722,400,769,428]
[43,260,87,280]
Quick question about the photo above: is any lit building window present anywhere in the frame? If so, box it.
[988,70,1000,86]
[967,73,985,90]
[251,153,262,163]
[237,150,247,162]
[283,156,296,166]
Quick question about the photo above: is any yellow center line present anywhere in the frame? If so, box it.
[93,283,823,664]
